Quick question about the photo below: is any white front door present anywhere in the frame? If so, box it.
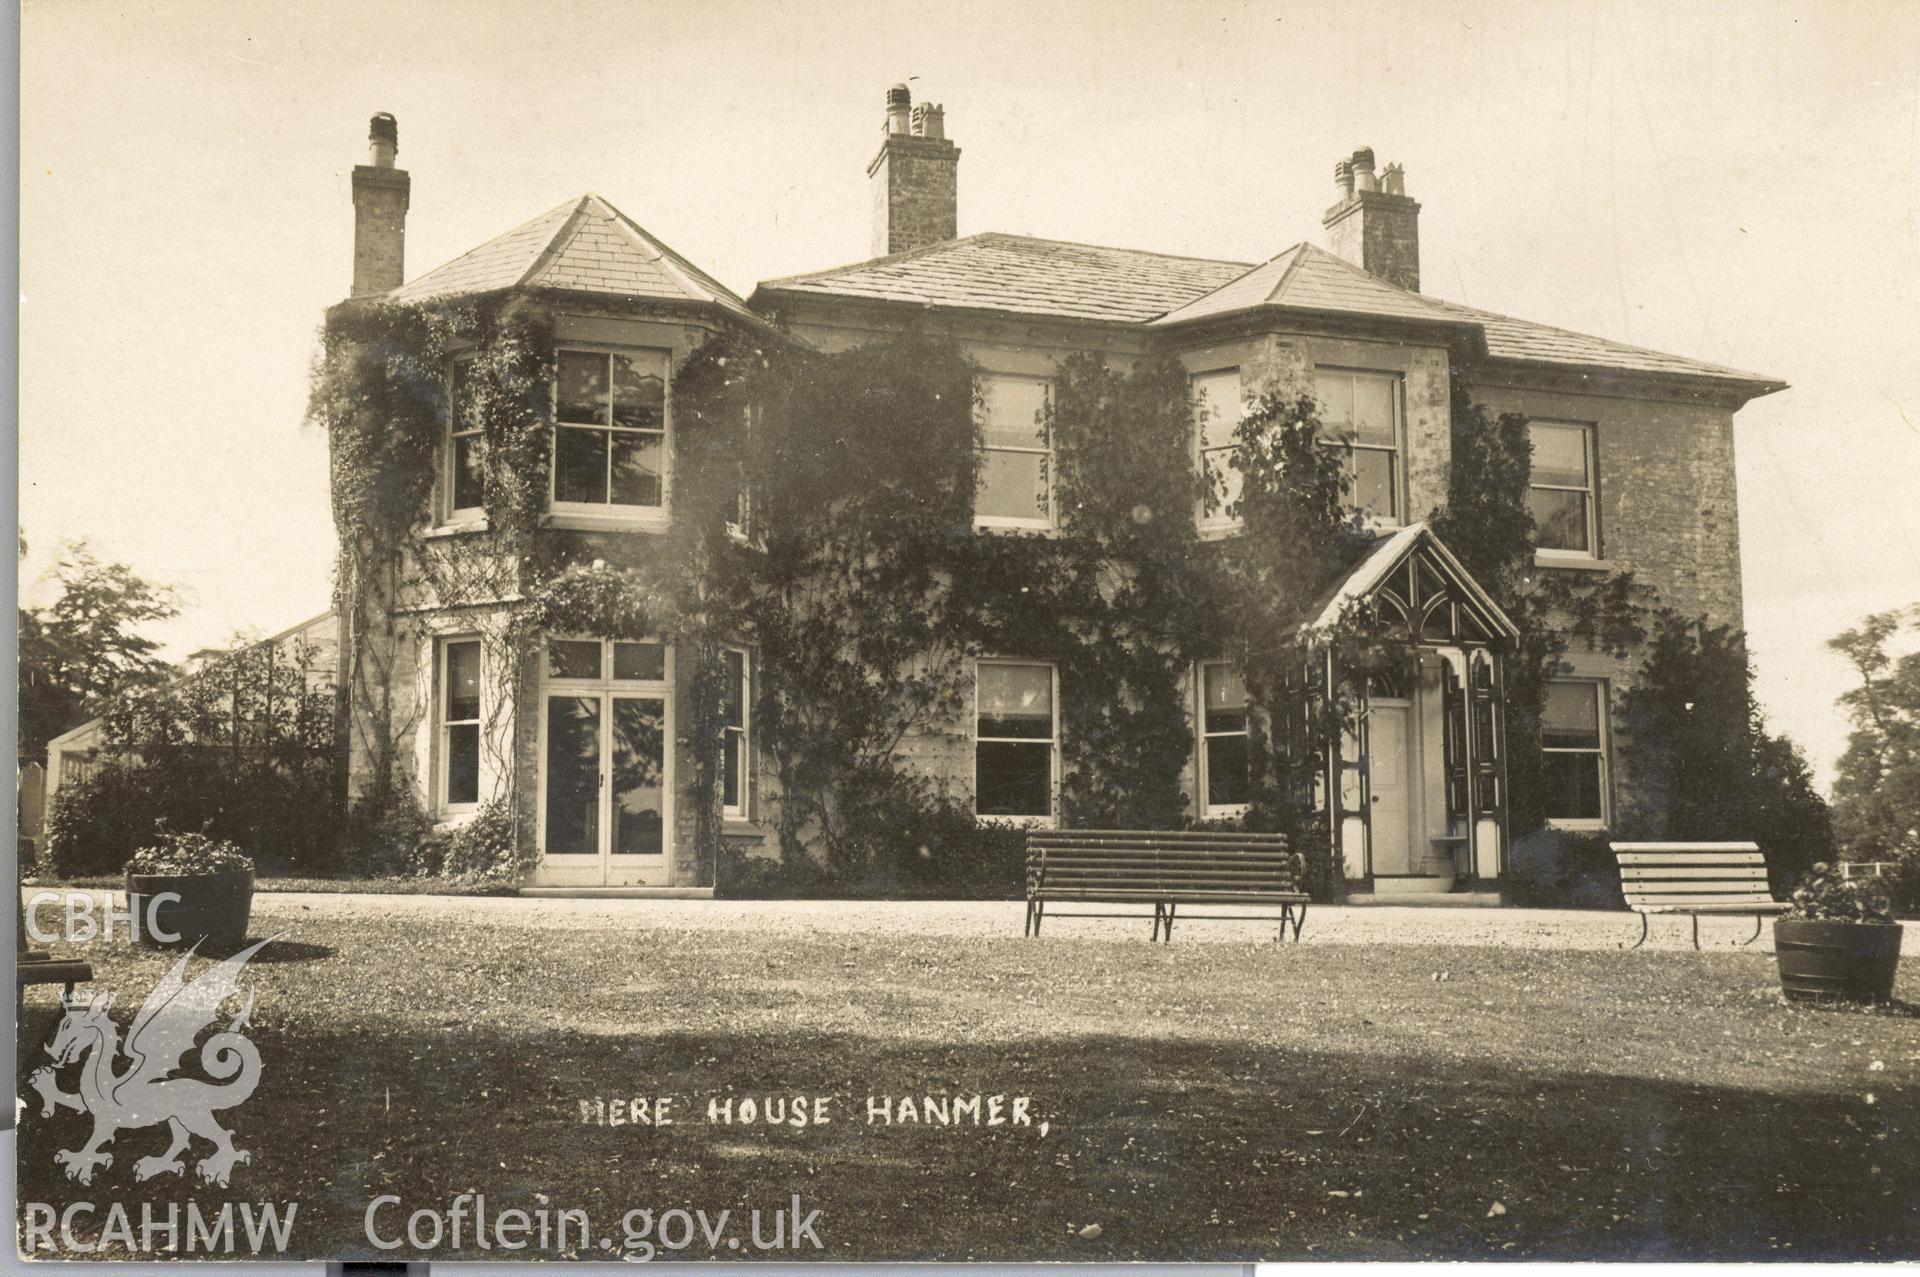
[536,639,673,887]
[1368,701,1414,875]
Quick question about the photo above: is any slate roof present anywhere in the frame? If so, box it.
[756,233,1253,324]
[389,194,757,322]
[759,233,1782,391]
[1150,243,1471,331]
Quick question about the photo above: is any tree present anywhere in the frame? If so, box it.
[1828,604,1920,862]
[1619,611,1831,884]
[18,539,180,759]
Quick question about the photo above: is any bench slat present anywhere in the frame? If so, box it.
[1040,889,1309,904]
[1612,842,1761,852]
[1620,866,1769,880]
[1633,902,1789,915]
[1613,852,1765,866]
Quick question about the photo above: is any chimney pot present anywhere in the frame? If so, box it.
[1381,162,1405,196]
[885,83,911,135]
[1335,159,1354,199]
[1352,146,1378,192]
[368,112,398,168]
[911,102,945,140]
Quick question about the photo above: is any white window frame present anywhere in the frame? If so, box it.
[1543,678,1611,830]
[437,636,483,816]
[722,646,751,821]
[1529,419,1600,562]
[1193,368,1245,534]
[549,344,672,525]
[973,658,1059,827]
[973,374,1055,532]
[1196,660,1251,819]
[1313,366,1405,528]
[444,354,485,525]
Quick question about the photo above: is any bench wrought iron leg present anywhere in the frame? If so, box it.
[1024,899,1033,937]
[1292,904,1306,942]
[1034,900,1044,937]
[1691,914,1701,951]
[1277,904,1291,943]
[1631,912,1649,949]
[1150,903,1162,942]
[1741,913,1763,946]
[1163,902,1176,944]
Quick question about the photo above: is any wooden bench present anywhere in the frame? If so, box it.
[1611,841,1787,949]
[1025,830,1308,943]
[16,887,92,1027]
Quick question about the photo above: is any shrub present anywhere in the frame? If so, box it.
[1505,829,1622,909]
[441,799,535,886]
[1785,862,1897,925]
[127,829,254,877]
[339,794,437,878]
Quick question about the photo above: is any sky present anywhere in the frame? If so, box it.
[18,0,1920,785]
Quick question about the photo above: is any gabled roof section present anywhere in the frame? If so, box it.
[1150,243,1472,333]
[389,194,756,322]
[1299,522,1520,644]
[755,232,1253,324]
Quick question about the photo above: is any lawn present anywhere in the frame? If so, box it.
[16,911,1920,1262]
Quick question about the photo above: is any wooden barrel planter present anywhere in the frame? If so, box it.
[126,868,255,950]
[1774,918,1903,1003]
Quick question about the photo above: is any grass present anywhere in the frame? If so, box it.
[16,912,1920,1262]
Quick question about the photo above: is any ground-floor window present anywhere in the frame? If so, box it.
[1543,679,1609,827]
[1198,660,1250,815]
[722,648,750,819]
[541,637,672,858]
[438,637,482,812]
[975,660,1056,819]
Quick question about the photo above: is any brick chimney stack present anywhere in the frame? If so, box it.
[1322,145,1421,292]
[868,84,960,257]
[351,112,410,297]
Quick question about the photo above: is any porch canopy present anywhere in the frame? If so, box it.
[1295,522,1521,886]
[1298,521,1520,649]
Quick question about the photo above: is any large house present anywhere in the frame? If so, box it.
[330,93,1781,898]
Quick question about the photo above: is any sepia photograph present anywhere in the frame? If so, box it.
[11,0,1920,1264]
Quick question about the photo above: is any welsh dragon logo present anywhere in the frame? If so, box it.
[28,938,271,1187]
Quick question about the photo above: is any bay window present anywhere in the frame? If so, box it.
[975,374,1053,529]
[553,348,669,512]
[975,660,1057,819]
[1314,368,1402,523]
[1193,368,1244,528]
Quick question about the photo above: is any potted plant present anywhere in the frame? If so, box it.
[1775,862,1903,1003]
[125,829,255,951]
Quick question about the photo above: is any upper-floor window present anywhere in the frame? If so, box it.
[1530,421,1597,557]
[1193,368,1244,529]
[1313,368,1402,524]
[446,358,485,520]
[1198,660,1250,816]
[553,348,668,513]
[975,374,1053,530]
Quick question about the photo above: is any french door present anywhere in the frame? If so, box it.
[537,639,673,887]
